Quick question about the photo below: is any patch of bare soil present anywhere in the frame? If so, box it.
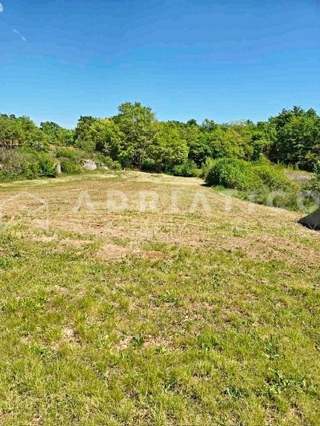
[62,326,81,346]
[96,243,131,260]
[59,238,93,248]
[32,235,57,243]
[142,250,165,259]
[52,285,70,295]
[220,233,320,265]
[96,243,165,261]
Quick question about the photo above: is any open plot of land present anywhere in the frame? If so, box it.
[0,171,319,425]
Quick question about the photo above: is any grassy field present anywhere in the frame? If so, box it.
[0,171,319,425]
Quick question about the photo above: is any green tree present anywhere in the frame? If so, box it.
[114,102,157,168]
[0,115,50,151]
[206,127,249,159]
[144,123,189,172]
[40,121,74,146]
[189,132,213,166]
[270,106,320,170]
[0,114,23,147]
[74,116,98,152]
[19,116,50,151]
[90,118,123,160]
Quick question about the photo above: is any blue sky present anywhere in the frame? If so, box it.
[1,0,320,128]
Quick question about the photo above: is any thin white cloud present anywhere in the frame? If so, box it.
[12,28,27,42]
[2,4,27,43]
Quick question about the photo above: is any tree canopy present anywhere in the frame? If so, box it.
[1,104,320,175]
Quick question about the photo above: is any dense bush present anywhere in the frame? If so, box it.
[172,161,199,177]
[0,150,59,181]
[242,189,300,210]
[56,148,83,174]
[0,150,24,181]
[200,158,215,179]
[206,158,262,191]
[141,158,158,173]
[59,158,82,174]
[313,161,320,181]
[205,158,302,210]
[254,165,298,192]
[36,154,58,178]
[56,148,79,162]
[100,156,122,170]
[22,153,42,180]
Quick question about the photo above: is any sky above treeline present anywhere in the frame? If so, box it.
[1,0,320,128]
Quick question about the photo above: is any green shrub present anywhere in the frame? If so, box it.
[56,148,82,174]
[0,150,24,181]
[252,165,300,210]
[254,165,298,192]
[22,153,41,180]
[313,161,320,181]
[141,158,157,173]
[172,161,199,177]
[0,150,59,181]
[301,177,320,212]
[36,154,58,178]
[56,148,79,163]
[200,158,215,179]
[243,190,299,211]
[206,158,262,191]
[206,159,302,211]
[102,156,122,170]
[59,158,82,174]
[75,139,96,153]
[303,180,320,193]
[92,153,122,170]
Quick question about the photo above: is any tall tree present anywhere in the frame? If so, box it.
[269,106,320,170]
[41,121,74,146]
[90,118,123,160]
[114,102,157,167]
[74,116,98,152]
[144,122,189,172]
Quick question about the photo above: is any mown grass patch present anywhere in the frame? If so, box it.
[0,172,319,425]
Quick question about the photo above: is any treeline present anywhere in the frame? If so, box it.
[1,103,320,178]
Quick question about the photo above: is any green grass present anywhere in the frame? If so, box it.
[0,172,319,425]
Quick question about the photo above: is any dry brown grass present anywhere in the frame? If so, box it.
[0,171,317,262]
